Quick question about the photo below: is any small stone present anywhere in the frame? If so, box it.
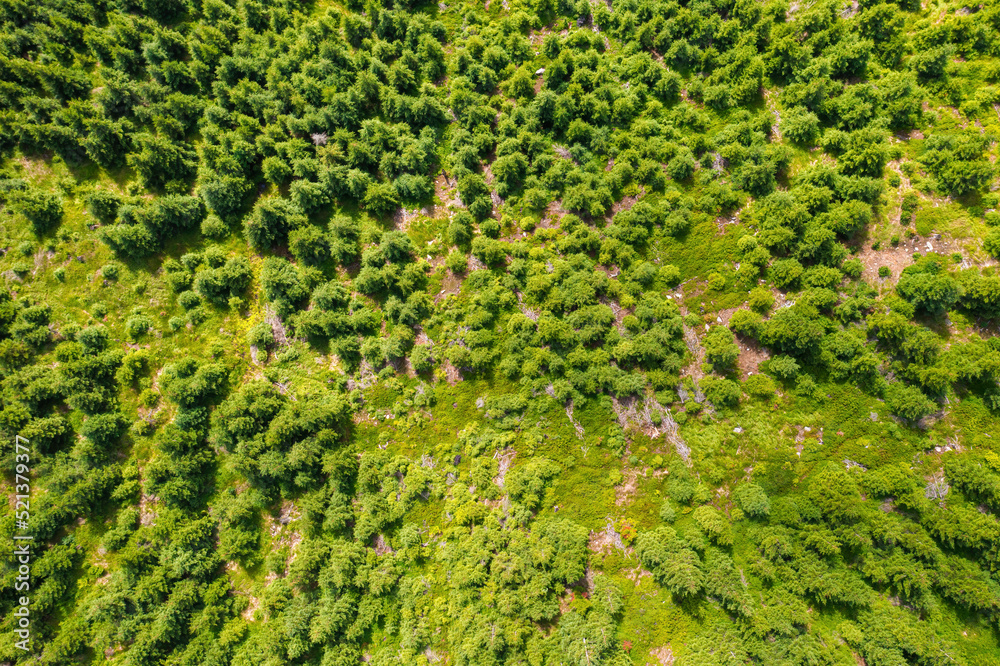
[733,427,743,434]
[869,412,878,421]
[804,426,811,432]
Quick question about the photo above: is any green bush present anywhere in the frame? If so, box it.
[246,321,275,348]
[125,315,154,341]
[446,250,468,274]
[16,189,63,235]
[101,263,120,281]
[744,373,776,399]
[781,106,820,145]
[748,287,774,313]
[703,376,741,407]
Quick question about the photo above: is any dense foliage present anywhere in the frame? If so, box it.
[1,0,1000,663]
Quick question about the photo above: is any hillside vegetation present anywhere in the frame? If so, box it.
[2,0,1000,663]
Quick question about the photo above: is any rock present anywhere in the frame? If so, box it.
[733,427,743,434]
[869,412,878,421]
[535,67,545,75]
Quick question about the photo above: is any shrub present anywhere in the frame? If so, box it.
[766,355,800,380]
[244,197,306,249]
[985,229,1000,260]
[748,287,774,313]
[247,321,274,348]
[101,263,120,281]
[16,189,63,235]
[178,291,201,310]
[410,344,434,373]
[703,326,739,370]
[201,214,228,239]
[125,315,154,341]
[841,258,863,279]
[900,191,918,224]
[86,190,122,224]
[733,482,771,518]
[729,309,763,338]
[885,382,935,421]
[781,106,820,145]
[445,250,467,274]
[744,374,776,399]
[660,264,681,286]
[703,376,741,407]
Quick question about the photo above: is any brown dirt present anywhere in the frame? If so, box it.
[393,205,430,231]
[737,339,771,378]
[615,466,647,506]
[537,198,571,229]
[493,447,517,488]
[372,534,394,555]
[611,193,641,216]
[241,593,263,621]
[650,646,675,665]
[588,518,631,557]
[441,358,462,385]
[139,492,159,527]
[17,155,51,180]
[434,173,463,210]
[599,296,631,333]
[434,271,462,303]
[483,164,503,213]
[624,564,653,585]
[856,232,964,285]
[565,399,585,439]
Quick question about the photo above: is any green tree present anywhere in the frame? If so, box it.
[244,197,306,250]
[15,189,63,235]
[636,527,704,598]
[703,326,739,371]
